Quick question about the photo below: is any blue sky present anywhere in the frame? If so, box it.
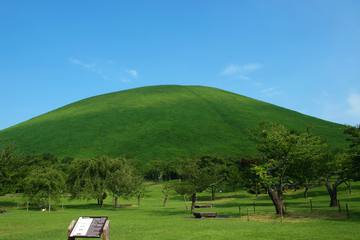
[0,0,359,130]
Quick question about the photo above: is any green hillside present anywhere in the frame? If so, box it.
[0,85,346,161]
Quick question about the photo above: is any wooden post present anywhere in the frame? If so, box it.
[253,201,256,213]
[183,195,189,211]
[67,220,76,240]
[337,200,341,212]
[238,205,241,218]
[346,203,350,219]
[247,208,249,221]
[102,220,110,240]
[26,201,29,212]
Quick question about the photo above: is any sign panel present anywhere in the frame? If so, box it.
[70,216,108,238]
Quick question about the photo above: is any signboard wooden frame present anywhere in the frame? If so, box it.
[68,216,109,240]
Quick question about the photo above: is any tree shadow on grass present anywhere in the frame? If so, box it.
[214,201,274,209]
[0,201,18,207]
[142,207,189,217]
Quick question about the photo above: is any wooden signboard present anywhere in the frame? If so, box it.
[68,216,109,240]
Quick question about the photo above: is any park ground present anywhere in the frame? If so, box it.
[0,183,359,240]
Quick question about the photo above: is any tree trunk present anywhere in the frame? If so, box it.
[183,195,188,211]
[268,188,285,215]
[326,181,338,207]
[137,194,141,207]
[114,196,118,208]
[211,186,215,201]
[255,183,259,200]
[191,193,197,212]
[304,186,309,200]
[48,193,51,212]
[163,194,168,207]
[98,195,104,207]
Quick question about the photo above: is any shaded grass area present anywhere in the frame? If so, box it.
[0,182,359,240]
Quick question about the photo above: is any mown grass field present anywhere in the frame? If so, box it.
[0,85,346,161]
[1,182,359,240]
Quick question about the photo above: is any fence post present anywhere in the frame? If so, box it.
[346,203,350,219]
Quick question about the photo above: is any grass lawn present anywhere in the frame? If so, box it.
[0,182,359,240]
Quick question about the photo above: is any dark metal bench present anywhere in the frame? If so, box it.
[194,204,213,208]
[193,212,217,218]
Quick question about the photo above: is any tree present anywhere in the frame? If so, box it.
[291,131,327,199]
[144,160,178,181]
[0,145,18,195]
[344,125,360,181]
[231,158,261,197]
[67,156,111,207]
[106,158,143,208]
[23,167,65,210]
[162,182,172,207]
[172,157,226,211]
[321,151,350,207]
[252,123,297,215]
[252,123,327,214]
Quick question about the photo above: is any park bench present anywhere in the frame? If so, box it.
[193,212,217,218]
[194,203,213,208]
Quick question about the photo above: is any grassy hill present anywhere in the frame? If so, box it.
[0,85,346,161]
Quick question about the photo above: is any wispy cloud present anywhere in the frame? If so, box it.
[69,57,108,80]
[316,91,360,125]
[260,87,281,97]
[69,57,139,83]
[221,63,263,77]
[126,69,138,79]
[346,92,360,117]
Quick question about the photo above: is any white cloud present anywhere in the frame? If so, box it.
[69,57,95,69]
[260,87,281,97]
[69,57,139,83]
[69,57,108,80]
[346,93,360,117]
[221,63,263,77]
[126,69,138,79]
[316,91,360,125]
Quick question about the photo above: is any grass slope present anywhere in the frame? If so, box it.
[0,85,346,160]
[0,183,359,240]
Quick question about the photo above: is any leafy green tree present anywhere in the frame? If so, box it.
[0,145,18,195]
[23,167,65,210]
[231,158,261,196]
[67,156,111,207]
[252,123,297,214]
[291,131,328,199]
[321,151,350,207]
[344,125,360,180]
[173,157,226,211]
[106,158,143,208]
[144,160,178,181]
[252,123,327,214]
[161,182,172,207]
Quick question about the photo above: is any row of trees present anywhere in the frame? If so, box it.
[0,151,143,209]
[144,123,360,214]
[1,122,359,215]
